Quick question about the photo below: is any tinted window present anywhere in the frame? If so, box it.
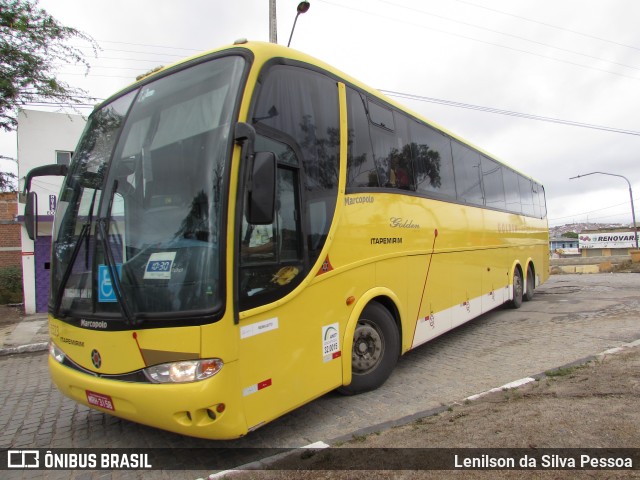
[388,113,415,191]
[481,155,506,210]
[536,183,547,218]
[451,141,483,206]
[410,121,456,198]
[370,124,396,188]
[368,100,394,130]
[503,167,521,214]
[519,176,535,216]
[346,88,378,187]
[252,65,339,274]
[532,182,547,218]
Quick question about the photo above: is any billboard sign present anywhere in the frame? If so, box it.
[579,232,638,249]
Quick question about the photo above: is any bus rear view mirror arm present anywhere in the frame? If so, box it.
[22,163,68,240]
[23,163,68,195]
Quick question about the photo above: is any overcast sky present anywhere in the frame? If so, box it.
[2,0,639,228]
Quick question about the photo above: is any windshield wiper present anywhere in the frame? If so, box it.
[52,222,89,317]
[97,216,139,326]
[98,180,141,326]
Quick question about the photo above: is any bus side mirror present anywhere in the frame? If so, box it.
[24,191,37,240]
[248,152,276,225]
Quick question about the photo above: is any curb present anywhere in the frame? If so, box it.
[0,341,48,357]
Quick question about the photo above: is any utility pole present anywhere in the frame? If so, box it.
[269,0,277,44]
[569,171,639,249]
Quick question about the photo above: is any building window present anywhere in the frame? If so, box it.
[56,150,73,166]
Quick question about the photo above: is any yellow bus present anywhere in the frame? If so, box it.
[24,41,548,439]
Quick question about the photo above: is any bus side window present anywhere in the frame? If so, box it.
[346,88,378,188]
[409,120,456,199]
[452,141,484,206]
[481,155,506,210]
[389,112,415,191]
[519,176,535,217]
[503,167,521,214]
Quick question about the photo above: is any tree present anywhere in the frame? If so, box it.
[562,232,579,239]
[0,0,98,132]
[0,171,17,192]
[0,155,18,191]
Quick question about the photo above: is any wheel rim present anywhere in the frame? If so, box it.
[352,320,384,375]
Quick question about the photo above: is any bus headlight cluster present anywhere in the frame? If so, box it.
[49,341,66,363]
[143,358,223,383]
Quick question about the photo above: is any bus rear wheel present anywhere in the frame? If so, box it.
[339,302,399,395]
[524,265,535,301]
[510,269,523,309]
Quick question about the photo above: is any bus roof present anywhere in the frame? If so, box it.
[96,40,542,185]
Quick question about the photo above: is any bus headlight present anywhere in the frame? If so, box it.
[49,341,66,363]
[143,358,223,383]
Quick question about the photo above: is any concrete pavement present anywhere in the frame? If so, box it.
[1,273,639,479]
[1,273,639,448]
[0,312,48,356]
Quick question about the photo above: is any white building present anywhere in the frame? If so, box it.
[18,110,87,314]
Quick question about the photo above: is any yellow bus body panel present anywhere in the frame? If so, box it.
[49,355,246,439]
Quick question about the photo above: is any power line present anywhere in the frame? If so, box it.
[380,90,640,137]
[549,198,639,222]
[317,0,640,82]
[454,0,640,53]
[74,45,187,59]
[373,0,640,73]
[95,39,203,53]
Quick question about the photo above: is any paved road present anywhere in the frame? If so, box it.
[2,273,639,479]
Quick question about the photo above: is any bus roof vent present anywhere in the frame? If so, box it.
[234,38,249,45]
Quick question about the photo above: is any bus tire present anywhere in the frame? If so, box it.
[339,302,399,395]
[510,268,523,309]
[524,265,535,302]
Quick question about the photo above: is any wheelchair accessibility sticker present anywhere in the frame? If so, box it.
[98,264,122,303]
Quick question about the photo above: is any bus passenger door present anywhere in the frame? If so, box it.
[237,134,341,430]
[237,65,342,430]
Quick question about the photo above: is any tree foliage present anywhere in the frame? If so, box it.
[0,0,98,132]
[0,170,17,192]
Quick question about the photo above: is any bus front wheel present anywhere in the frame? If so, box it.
[510,269,523,309]
[339,302,399,395]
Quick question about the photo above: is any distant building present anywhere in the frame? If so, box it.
[578,228,639,257]
[17,110,87,313]
[549,237,580,257]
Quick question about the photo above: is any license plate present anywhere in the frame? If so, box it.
[86,390,115,411]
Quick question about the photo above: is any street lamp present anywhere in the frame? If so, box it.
[287,1,310,47]
[569,171,639,249]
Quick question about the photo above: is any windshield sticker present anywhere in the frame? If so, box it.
[240,317,279,339]
[322,323,341,362]
[98,264,122,303]
[144,252,177,280]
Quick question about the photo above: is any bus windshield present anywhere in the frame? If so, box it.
[50,55,246,323]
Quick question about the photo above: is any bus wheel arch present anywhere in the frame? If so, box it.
[339,296,401,395]
[509,264,524,309]
[524,262,536,302]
